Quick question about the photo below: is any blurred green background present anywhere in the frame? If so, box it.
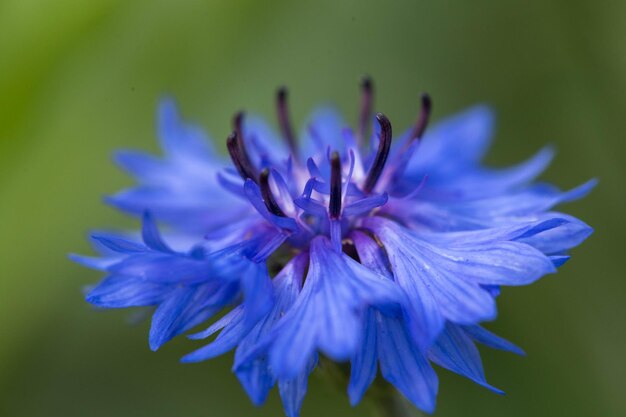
[1,0,624,416]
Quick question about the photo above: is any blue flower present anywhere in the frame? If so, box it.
[74,79,593,416]
[73,212,280,350]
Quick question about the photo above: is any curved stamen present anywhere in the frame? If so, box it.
[276,87,298,157]
[362,113,392,194]
[226,131,258,182]
[408,93,432,142]
[259,169,287,217]
[329,151,342,219]
[231,112,258,181]
[358,76,373,144]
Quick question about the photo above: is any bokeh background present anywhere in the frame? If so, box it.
[1,0,624,416]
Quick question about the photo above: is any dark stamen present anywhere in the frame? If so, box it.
[226,131,258,182]
[259,169,286,217]
[358,76,373,143]
[233,111,244,139]
[276,87,298,156]
[329,151,342,219]
[362,113,392,194]
[233,112,248,159]
[408,93,432,142]
[229,112,258,182]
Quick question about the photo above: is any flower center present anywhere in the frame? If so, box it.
[224,78,434,252]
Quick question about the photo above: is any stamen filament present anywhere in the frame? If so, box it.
[358,76,373,144]
[276,87,298,157]
[409,93,432,142]
[362,113,392,194]
[231,112,259,181]
[329,151,342,219]
[226,130,258,182]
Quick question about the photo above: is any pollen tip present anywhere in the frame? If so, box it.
[375,112,391,129]
[276,87,298,156]
[226,131,237,146]
[421,93,432,112]
[358,77,375,143]
[233,111,244,127]
[361,76,373,91]
[277,86,288,100]
[409,93,433,142]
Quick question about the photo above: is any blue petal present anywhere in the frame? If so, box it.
[181,307,248,362]
[69,253,120,271]
[278,355,318,417]
[343,253,404,307]
[434,146,555,198]
[429,323,504,394]
[187,306,244,340]
[157,98,213,160]
[440,179,596,217]
[464,146,555,192]
[481,285,501,298]
[235,356,275,406]
[301,107,346,157]
[550,255,570,267]
[91,234,146,254]
[267,237,402,379]
[351,231,393,279]
[216,171,247,198]
[411,213,591,262]
[342,193,388,217]
[233,254,309,369]
[109,253,214,284]
[106,101,242,234]
[149,284,228,350]
[106,188,244,235]
[270,168,297,214]
[558,178,597,203]
[244,114,288,164]
[244,179,299,232]
[462,325,525,356]
[377,313,438,413]
[113,150,165,182]
[515,214,593,254]
[141,212,174,253]
[149,286,197,350]
[350,231,402,318]
[293,196,328,217]
[86,275,169,308]
[232,254,310,406]
[402,105,495,176]
[416,240,556,286]
[348,308,378,406]
[183,255,306,366]
[416,217,566,246]
[374,217,558,286]
[306,157,322,178]
[366,217,499,347]
[240,261,274,325]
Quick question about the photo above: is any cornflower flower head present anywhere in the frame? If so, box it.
[73,78,593,416]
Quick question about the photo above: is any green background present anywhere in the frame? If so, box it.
[1,0,624,416]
